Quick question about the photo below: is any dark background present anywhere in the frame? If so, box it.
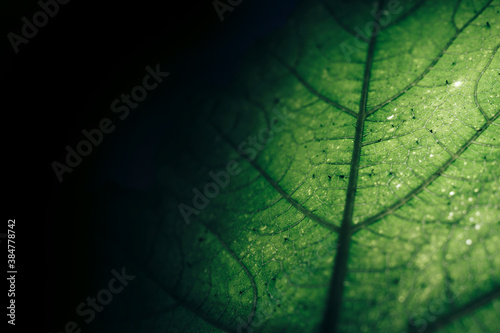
[1,0,299,331]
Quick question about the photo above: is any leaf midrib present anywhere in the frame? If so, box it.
[320,1,382,331]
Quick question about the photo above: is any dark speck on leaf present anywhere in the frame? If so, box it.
[284,238,288,242]
[389,172,394,176]
[328,175,332,180]
[446,80,449,84]
[339,175,345,179]
[452,62,456,66]
[486,21,491,28]
[312,174,316,179]
[430,129,433,133]
[412,116,416,119]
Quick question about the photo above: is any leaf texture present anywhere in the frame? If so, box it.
[92,0,500,332]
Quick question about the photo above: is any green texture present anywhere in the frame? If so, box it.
[93,0,500,332]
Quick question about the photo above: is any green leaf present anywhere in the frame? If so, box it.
[92,0,500,332]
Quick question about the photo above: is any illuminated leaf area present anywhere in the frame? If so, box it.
[92,0,500,332]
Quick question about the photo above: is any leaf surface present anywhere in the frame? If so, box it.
[92,0,500,332]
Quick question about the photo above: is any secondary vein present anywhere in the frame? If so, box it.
[208,117,340,233]
[353,109,500,233]
[367,0,493,115]
[410,286,500,333]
